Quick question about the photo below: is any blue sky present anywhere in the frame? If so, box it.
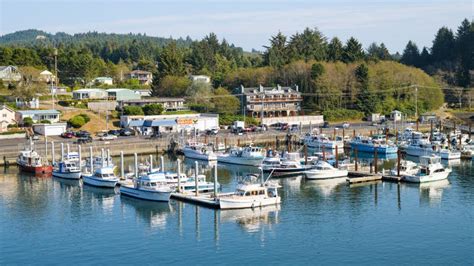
[0,0,471,53]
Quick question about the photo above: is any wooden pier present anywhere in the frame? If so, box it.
[382,175,404,182]
[171,192,220,209]
[347,171,382,184]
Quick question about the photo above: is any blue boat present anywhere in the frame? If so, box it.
[350,135,398,154]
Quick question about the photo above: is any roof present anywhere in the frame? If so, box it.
[240,85,300,95]
[1,105,15,113]
[0,65,17,71]
[95,77,113,80]
[130,70,152,74]
[18,109,60,115]
[40,70,53,75]
[121,97,185,103]
[143,119,177,127]
[106,88,134,93]
[129,120,144,127]
[73,88,106,93]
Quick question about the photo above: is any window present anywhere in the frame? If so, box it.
[2,114,6,118]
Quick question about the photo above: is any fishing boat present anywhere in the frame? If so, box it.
[304,160,348,180]
[82,166,119,188]
[403,155,451,183]
[303,133,344,149]
[405,139,461,160]
[349,135,398,154]
[389,160,419,176]
[182,142,217,161]
[218,173,281,210]
[176,174,220,193]
[17,139,53,174]
[262,152,310,177]
[120,174,173,202]
[217,145,264,166]
[52,160,81,179]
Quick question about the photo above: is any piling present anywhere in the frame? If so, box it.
[395,130,399,145]
[120,151,124,179]
[78,145,82,167]
[353,129,355,138]
[205,135,208,144]
[416,119,419,131]
[89,146,93,173]
[149,154,153,170]
[454,121,456,132]
[66,143,70,158]
[60,143,64,162]
[353,149,357,171]
[224,138,227,149]
[342,128,345,140]
[304,144,308,165]
[333,128,336,140]
[469,123,472,139]
[194,161,199,196]
[52,141,55,164]
[370,130,373,137]
[215,137,219,150]
[237,138,240,147]
[213,164,218,198]
[374,147,378,174]
[160,156,165,172]
[134,153,138,178]
[322,145,326,161]
[107,149,110,167]
[177,159,182,193]
[335,145,339,168]
[397,149,401,177]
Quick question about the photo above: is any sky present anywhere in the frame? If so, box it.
[0,0,471,53]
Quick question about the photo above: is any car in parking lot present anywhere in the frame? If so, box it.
[76,136,93,144]
[342,122,350,128]
[321,121,330,128]
[120,128,135,136]
[61,131,75,138]
[108,129,121,136]
[206,128,219,135]
[75,130,91,138]
[99,134,117,141]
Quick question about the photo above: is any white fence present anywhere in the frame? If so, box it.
[262,115,324,126]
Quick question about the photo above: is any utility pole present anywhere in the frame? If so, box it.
[260,93,264,126]
[415,86,418,121]
[52,48,58,110]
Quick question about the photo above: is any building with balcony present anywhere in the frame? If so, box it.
[118,97,186,111]
[128,70,153,85]
[239,84,302,118]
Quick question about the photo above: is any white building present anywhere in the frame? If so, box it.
[94,77,113,85]
[121,113,219,135]
[72,88,108,100]
[39,70,56,83]
[190,75,211,84]
[16,110,60,124]
[33,123,67,136]
[16,98,39,109]
[128,70,153,85]
[0,105,16,132]
[0,66,22,83]
[390,110,402,122]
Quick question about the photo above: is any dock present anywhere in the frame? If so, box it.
[382,175,404,182]
[347,171,382,184]
[171,192,220,209]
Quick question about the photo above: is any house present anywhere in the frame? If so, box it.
[135,89,151,97]
[190,75,211,84]
[16,98,40,109]
[128,70,153,85]
[50,86,68,94]
[0,66,22,83]
[390,110,402,122]
[16,109,60,124]
[120,113,218,136]
[106,88,141,101]
[33,123,67,136]
[0,105,17,132]
[419,113,438,123]
[118,98,186,111]
[72,88,108,100]
[39,70,56,83]
[239,84,302,118]
[368,113,384,122]
[94,77,113,85]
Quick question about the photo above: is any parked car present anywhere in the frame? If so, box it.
[99,134,117,141]
[61,131,75,138]
[32,135,40,141]
[206,128,218,135]
[75,130,91,138]
[76,136,93,144]
[322,122,330,128]
[342,122,350,129]
[120,128,135,136]
[108,129,121,136]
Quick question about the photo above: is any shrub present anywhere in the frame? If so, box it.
[7,123,18,128]
[123,106,144,115]
[219,114,258,126]
[68,115,86,128]
[78,113,90,123]
[143,104,164,115]
[22,117,33,127]
[39,119,51,124]
[323,109,365,122]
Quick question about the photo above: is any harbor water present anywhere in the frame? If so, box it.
[0,154,473,264]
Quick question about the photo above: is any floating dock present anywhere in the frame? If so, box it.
[382,175,404,182]
[347,172,382,184]
[171,192,220,209]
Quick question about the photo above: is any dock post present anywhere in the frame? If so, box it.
[215,137,219,150]
[304,144,308,165]
[353,129,355,138]
[333,128,336,140]
[194,161,199,196]
[335,146,339,168]
[149,154,153,171]
[224,138,227,149]
[416,119,419,131]
[354,148,358,171]
[205,135,208,144]
[469,123,472,139]
[213,164,218,198]
[51,141,55,165]
[134,153,138,178]
[89,146,93,173]
[78,145,82,168]
[177,159,181,193]
[120,151,124,179]
[160,156,165,172]
[370,130,372,137]
[322,145,326,161]
[60,143,64,162]
[107,149,110,167]
[342,128,345,140]
[430,120,433,143]
[385,128,389,143]
[374,147,378,174]
[396,130,399,145]
[448,133,451,149]
[454,121,456,132]
[237,138,240,147]
[397,149,401,177]
[66,143,70,158]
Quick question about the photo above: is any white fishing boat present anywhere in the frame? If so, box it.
[304,160,348,180]
[389,160,419,176]
[218,174,281,210]
[403,155,451,183]
[303,133,344,149]
[82,166,119,188]
[262,152,310,177]
[52,160,81,179]
[405,139,461,160]
[182,142,217,161]
[120,174,173,202]
[176,174,220,193]
[217,145,264,166]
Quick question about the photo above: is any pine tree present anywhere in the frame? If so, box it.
[400,41,420,67]
[327,37,343,61]
[342,37,364,63]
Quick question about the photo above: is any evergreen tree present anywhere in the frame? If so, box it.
[263,32,288,68]
[355,63,376,115]
[400,41,420,67]
[454,19,474,87]
[342,37,364,63]
[431,27,455,63]
[327,37,343,61]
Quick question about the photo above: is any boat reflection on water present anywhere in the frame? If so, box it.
[219,205,280,233]
[53,176,81,188]
[82,185,117,213]
[279,175,303,194]
[120,196,173,230]
[304,177,347,197]
[216,162,259,177]
[418,179,450,205]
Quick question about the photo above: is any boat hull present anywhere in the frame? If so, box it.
[217,155,263,166]
[183,149,217,161]
[219,196,281,210]
[263,167,308,178]
[52,170,81,180]
[120,186,171,202]
[305,140,343,149]
[83,175,118,188]
[403,170,451,183]
[18,164,53,174]
[350,143,398,154]
[305,169,348,180]
[405,147,461,160]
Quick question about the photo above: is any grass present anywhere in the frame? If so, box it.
[61,110,119,133]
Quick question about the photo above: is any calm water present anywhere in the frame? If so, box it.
[1,154,473,265]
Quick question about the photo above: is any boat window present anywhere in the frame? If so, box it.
[245,191,251,196]
[259,190,265,195]
[434,169,444,173]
